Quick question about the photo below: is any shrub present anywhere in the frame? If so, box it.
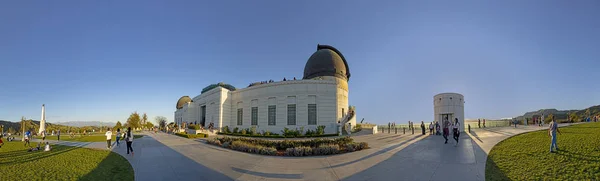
[281,127,302,137]
[241,129,247,135]
[222,126,231,134]
[305,129,315,136]
[259,147,277,156]
[250,127,257,135]
[316,125,326,135]
[175,132,207,139]
[188,124,200,130]
[284,146,312,156]
[222,142,230,148]
[233,127,239,134]
[207,138,222,146]
[313,144,340,155]
[263,131,271,136]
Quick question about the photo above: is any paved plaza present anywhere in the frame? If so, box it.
[36,123,580,181]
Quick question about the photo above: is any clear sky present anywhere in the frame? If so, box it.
[1,1,599,124]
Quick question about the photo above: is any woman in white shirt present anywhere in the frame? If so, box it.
[453,118,460,146]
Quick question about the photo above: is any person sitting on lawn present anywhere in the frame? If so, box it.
[0,135,4,148]
[44,142,51,152]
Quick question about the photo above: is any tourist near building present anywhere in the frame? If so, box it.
[174,44,356,134]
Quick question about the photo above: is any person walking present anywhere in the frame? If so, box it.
[478,119,481,128]
[540,114,545,127]
[429,122,434,135]
[548,117,561,153]
[443,118,450,144]
[41,130,46,141]
[421,121,426,135]
[125,127,134,156]
[24,130,31,147]
[115,128,121,147]
[453,118,460,146]
[435,121,440,135]
[105,128,112,149]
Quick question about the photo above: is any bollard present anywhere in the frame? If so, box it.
[395,127,397,134]
[403,127,406,134]
[412,127,414,134]
[468,124,471,133]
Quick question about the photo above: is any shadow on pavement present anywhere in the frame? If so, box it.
[231,167,303,179]
[328,135,424,169]
[111,133,233,181]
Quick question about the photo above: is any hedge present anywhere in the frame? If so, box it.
[217,132,339,138]
[206,136,368,156]
[175,132,208,139]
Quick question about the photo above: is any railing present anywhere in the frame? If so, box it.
[376,120,513,134]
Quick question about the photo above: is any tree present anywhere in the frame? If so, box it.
[114,121,123,131]
[8,127,15,134]
[155,116,167,131]
[569,112,580,123]
[145,122,154,130]
[127,112,141,130]
[142,113,148,129]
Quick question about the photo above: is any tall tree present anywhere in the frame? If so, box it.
[155,116,167,131]
[8,127,15,134]
[114,121,123,131]
[142,113,148,127]
[127,112,141,130]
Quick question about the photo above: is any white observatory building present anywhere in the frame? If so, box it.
[433,93,464,131]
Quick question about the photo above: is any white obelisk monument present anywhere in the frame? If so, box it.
[38,104,46,134]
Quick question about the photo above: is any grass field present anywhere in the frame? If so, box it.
[44,135,143,142]
[486,122,600,180]
[0,139,134,181]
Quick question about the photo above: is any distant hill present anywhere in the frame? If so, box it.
[516,105,600,121]
[54,121,115,127]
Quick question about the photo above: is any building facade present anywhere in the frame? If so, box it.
[433,93,465,131]
[174,45,355,134]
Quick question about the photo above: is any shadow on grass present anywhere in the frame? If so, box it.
[0,145,80,165]
[485,156,511,181]
[79,151,134,181]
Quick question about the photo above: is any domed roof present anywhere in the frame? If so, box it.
[176,96,192,109]
[303,44,351,81]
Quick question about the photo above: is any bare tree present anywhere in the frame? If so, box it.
[155,116,167,131]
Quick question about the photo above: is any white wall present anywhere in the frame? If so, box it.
[227,79,341,134]
[434,93,465,131]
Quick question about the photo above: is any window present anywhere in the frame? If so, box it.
[308,104,317,125]
[268,105,276,125]
[237,108,243,125]
[251,107,258,125]
[287,104,296,125]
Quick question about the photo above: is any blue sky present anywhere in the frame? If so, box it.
[1,1,599,124]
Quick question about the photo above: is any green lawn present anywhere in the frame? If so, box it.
[486,122,600,180]
[44,135,144,142]
[0,139,134,181]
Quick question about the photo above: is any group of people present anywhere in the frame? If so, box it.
[248,77,299,87]
[104,127,136,156]
[477,119,486,128]
[28,141,51,152]
[434,117,461,146]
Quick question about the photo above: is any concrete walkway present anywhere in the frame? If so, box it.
[32,122,583,181]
